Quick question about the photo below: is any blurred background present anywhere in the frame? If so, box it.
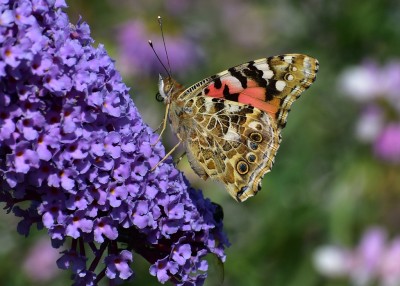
[2,0,400,285]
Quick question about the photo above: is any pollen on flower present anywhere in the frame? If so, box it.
[5,48,11,57]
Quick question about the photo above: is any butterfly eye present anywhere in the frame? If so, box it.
[236,161,249,175]
[155,92,164,102]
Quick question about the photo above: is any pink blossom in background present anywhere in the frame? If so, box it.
[349,227,386,286]
[22,238,61,282]
[338,61,382,101]
[381,239,400,286]
[339,59,400,164]
[339,60,400,102]
[374,123,400,163]
[313,227,400,286]
[381,61,400,95]
[355,105,384,143]
[382,61,400,112]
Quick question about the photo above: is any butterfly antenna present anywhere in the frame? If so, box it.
[157,16,172,76]
[148,40,170,77]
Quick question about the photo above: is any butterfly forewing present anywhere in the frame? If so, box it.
[163,54,319,202]
[178,54,318,127]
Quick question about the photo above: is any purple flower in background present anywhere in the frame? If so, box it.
[117,20,204,77]
[381,238,400,286]
[379,61,400,113]
[355,105,384,143]
[0,1,228,285]
[22,237,62,282]
[164,0,190,16]
[339,59,400,164]
[313,227,400,286]
[338,61,382,101]
[374,123,400,163]
[350,227,386,285]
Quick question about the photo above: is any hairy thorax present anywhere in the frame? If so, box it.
[168,99,194,140]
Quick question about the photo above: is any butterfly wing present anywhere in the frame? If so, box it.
[177,54,319,129]
[184,97,280,202]
[174,54,319,202]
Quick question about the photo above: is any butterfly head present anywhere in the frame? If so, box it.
[156,74,170,103]
[156,74,183,104]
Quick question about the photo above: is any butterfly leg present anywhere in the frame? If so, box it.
[151,103,170,146]
[150,139,182,171]
[153,121,163,132]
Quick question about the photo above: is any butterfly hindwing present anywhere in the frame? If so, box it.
[182,96,280,201]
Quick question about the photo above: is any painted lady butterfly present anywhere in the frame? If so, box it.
[149,16,319,202]
[153,53,319,202]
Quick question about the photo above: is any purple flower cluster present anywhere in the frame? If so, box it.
[0,1,228,285]
[338,60,400,163]
[314,227,400,286]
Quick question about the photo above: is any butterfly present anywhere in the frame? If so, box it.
[153,54,319,202]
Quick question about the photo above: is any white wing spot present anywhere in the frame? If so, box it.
[205,102,213,113]
[249,121,262,130]
[224,76,243,90]
[254,62,274,80]
[275,80,286,91]
[223,127,241,141]
[263,70,274,80]
[284,56,294,63]
[226,104,240,112]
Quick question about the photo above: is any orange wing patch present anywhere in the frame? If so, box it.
[238,90,280,115]
[204,77,281,116]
